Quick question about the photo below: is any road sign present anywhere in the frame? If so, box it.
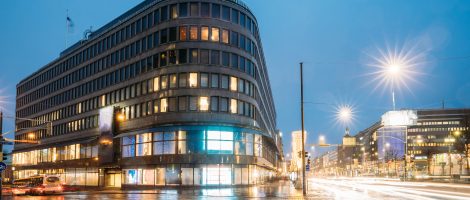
[0,162,6,172]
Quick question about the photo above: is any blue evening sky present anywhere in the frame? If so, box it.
[1,0,469,155]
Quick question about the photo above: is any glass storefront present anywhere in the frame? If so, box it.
[14,168,100,186]
[122,164,273,186]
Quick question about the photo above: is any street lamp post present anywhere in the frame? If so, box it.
[299,62,306,196]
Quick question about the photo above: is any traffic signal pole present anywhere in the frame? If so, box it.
[1,111,3,198]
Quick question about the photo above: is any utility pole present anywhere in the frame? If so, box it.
[300,62,306,195]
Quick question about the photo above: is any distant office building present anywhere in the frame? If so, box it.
[13,0,282,188]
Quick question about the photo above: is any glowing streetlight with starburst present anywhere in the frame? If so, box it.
[335,104,355,128]
[367,42,426,110]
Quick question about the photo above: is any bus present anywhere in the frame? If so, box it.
[12,175,63,195]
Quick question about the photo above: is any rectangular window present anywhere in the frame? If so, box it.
[230,31,238,46]
[211,27,219,42]
[210,50,220,65]
[200,49,209,64]
[238,78,244,92]
[179,73,187,87]
[220,97,228,112]
[160,98,168,112]
[210,96,218,111]
[230,99,237,114]
[160,52,167,66]
[189,96,197,111]
[221,75,229,89]
[136,133,152,156]
[189,73,198,88]
[190,26,198,40]
[160,29,168,44]
[230,77,237,91]
[200,73,209,88]
[201,26,209,41]
[239,35,245,49]
[170,4,178,19]
[153,77,160,91]
[222,29,229,44]
[190,2,199,17]
[230,54,238,69]
[240,13,246,27]
[179,26,187,41]
[231,9,239,24]
[179,96,187,111]
[222,6,230,21]
[189,49,198,64]
[179,3,188,17]
[170,74,177,88]
[169,27,177,42]
[211,74,219,88]
[212,4,220,18]
[169,97,177,112]
[161,75,168,90]
[179,49,187,64]
[201,3,210,17]
[161,6,169,21]
[199,97,209,111]
[169,50,176,64]
[222,52,229,66]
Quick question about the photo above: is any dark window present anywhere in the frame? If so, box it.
[200,49,209,64]
[211,4,220,18]
[160,29,168,44]
[240,57,246,71]
[210,50,220,65]
[240,13,246,27]
[220,97,228,112]
[190,2,199,16]
[211,74,219,88]
[221,75,229,89]
[169,27,177,42]
[153,31,159,47]
[231,9,239,24]
[179,3,188,17]
[169,50,176,65]
[160,52,167,66]
[189,49,198,64]
[161,6,168,21]
[179,96,187,111]
[230,31,238,46]
[169,97,177,112]
[231,54,238,68]
[178,49,187,64]
[211,97,218,111]
[154,9,160,24]
[240,35,246,49]
[222,52,229,66]
[179,73,187,87]
[222,6,230,21]
[201,3,209,17]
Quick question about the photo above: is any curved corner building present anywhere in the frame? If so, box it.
[13,0,283,188]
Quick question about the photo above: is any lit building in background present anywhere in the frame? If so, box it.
[12,0,282,188]
[290,130,307,173]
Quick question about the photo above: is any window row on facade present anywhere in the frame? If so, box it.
[17,46,258,118]
[18,23,258,108]
[16,115,98,141]
[12,142,98,166]
[17,70,256,131]
[119,95,255,122]
[14,168,100,187]
[121,130,263,158]
[18,1,258,96]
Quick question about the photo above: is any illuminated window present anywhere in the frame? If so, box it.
[230,77,237,91]
[201,27,209,40]
[230,99,237,114]
[199,97,209,111]
[211,28,219,42]
[189,73,198,88]
[179,26,187,41]
[189,49,198,63]
[160,98,168,112]
[136,133,152,156]
[170,74,177,88]
[161,75,168,89]
[170,4,178,19]
[100,95,106,107]
[222,29,229,44]
[153,100,159,113]
[190,26,198,40]
[207,131,233,154]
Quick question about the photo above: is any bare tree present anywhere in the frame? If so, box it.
[453,114,470,175]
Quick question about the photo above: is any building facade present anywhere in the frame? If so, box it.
[13,0,282,188]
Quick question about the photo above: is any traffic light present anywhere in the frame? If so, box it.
[0,152,7,162]
[305,152,309,157]
[307,157,311,165]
